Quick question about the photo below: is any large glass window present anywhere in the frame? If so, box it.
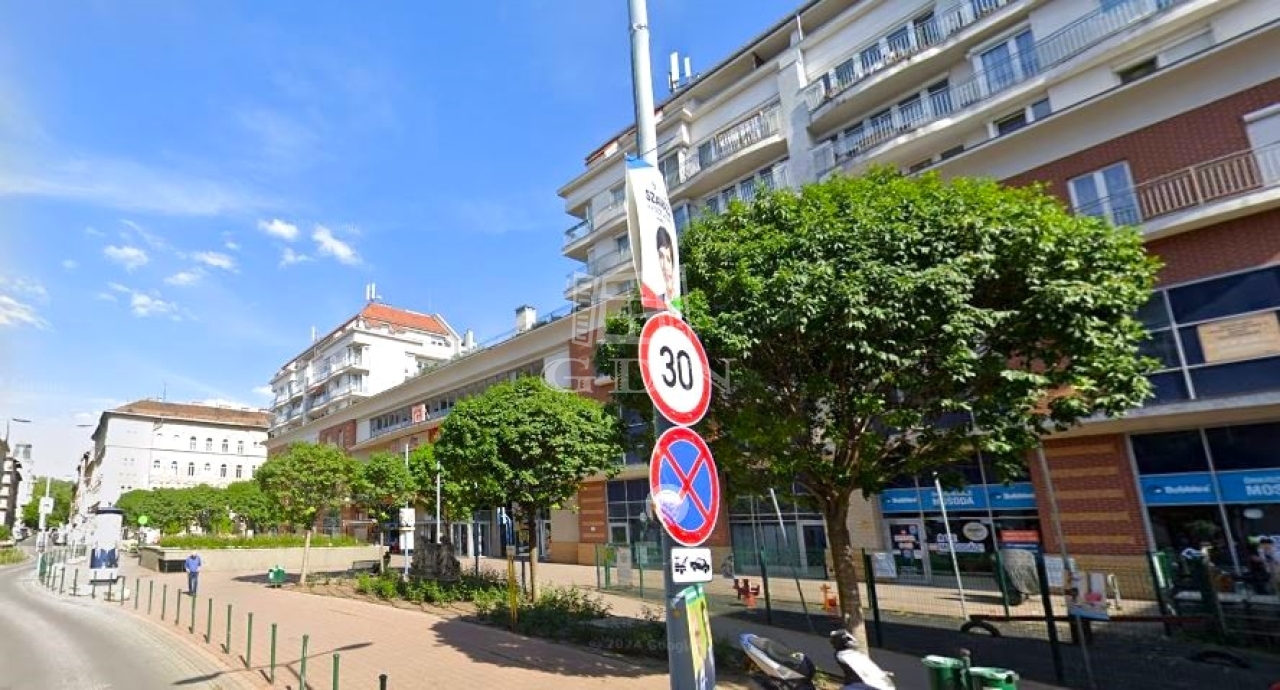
[1069,162,1140,226]
[1131,430,1209,475]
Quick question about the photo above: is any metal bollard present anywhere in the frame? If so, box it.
[162,584,169,620]
[299,634,309,689]
[120,578,126,606]
[189,592,196,632]
[379,673,388,690]
[225,603,232,653]
[246,612,253,669]
[91,579,97,599]
[269,623,278,685]
[332,653,340,690]
[134,578,140,609]
[73,568,80,596]
[175,589,182,626]
[149,580,155,615]
[108,578,115,601]
[59,567,66,595]
[206,598,213,643]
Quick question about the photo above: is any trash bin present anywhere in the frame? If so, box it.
[969,667,1019,689]
[267,566,286,588]
[922,655,967,690]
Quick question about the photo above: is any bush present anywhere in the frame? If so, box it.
[0,524,11,541]
[158,534,361,550]
[479,585,612,640]
[0,548,25,566]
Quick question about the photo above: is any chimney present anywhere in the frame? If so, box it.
[515,305,537,334]
[463,329,476,350]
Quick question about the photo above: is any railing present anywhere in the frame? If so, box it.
[679,103,782,184]
[563,219,591,248]
[329,384,369,400]
[566,247,634,288]
[811,0,1187,175]
[1085,141,1280,227]
[802,0,1013,112]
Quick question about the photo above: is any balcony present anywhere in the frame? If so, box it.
[803,0,1018,115]
[1084,141,1280,237]
[811,0,1190,177]
[563,200,627,259]
[565,247,634,290]
[675,103,784,197]
[328,383,369,404]
[332,352,367,374]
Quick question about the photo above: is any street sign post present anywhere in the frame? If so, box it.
[638,313,711,427]
[649,426,720,548]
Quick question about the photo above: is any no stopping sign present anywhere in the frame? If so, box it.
[639,312,711,426]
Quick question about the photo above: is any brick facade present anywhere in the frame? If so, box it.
[1030,435,1148,556]
[1148,207,1280,286]
[318,419,358,452]
[1003,78,1280,202]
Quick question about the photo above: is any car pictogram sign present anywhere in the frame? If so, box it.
[649,426,720,547]
[638,312,712,427]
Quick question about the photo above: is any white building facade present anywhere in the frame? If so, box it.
[269,300,472,435]
[76,401,270,524]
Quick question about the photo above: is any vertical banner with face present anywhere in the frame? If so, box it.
[625,157,682,316]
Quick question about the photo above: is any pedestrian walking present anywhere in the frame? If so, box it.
[184,552,203,596]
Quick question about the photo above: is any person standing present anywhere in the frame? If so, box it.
[184,552,203,596]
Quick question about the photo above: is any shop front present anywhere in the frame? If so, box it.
[1132,421,1280,573]
[880,475,1041,583]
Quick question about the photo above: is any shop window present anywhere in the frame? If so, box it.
[1138,330,1181,370]
[1131,430,1209,475]
[1137,293,1171,330]
[1191,357,1280,399]
[1207,422,1280,471]
[1147,371,1191,404]
[1168,266,1280,324]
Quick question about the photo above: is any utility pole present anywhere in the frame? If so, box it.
[403,443,412,578]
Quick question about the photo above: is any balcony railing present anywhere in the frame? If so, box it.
[802,0,1013,112]
[678,103,782,184]
[1083,141,1280,228]
[563,219,591,248]
[566,247,634,288]
[811,0,1187,175]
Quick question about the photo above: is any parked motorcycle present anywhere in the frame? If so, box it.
[740,629,895,690]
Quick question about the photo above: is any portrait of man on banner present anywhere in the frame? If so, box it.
[625,157,682,315]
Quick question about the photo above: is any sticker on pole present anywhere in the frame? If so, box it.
[671,547,714,584]
[639,312,711,427]
[649,426,720,547]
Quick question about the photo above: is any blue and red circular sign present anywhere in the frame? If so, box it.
[649,426,720,547]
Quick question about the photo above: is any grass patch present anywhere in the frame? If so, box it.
[0,548,27,565]
[157,534,362,549]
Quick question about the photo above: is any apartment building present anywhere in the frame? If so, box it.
[266,304,581,558]
[75,400,270,526]
[558,0,1280,583]
[268,293,472,436]
[0,440,27,530]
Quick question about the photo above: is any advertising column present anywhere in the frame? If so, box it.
[89,506,124,584]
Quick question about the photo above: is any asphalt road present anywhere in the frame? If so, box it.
[0,556,252,690]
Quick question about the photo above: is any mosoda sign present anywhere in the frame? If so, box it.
[879,483,1037,514]
[1142,470,1280,506]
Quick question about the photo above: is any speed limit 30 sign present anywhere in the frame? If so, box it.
[639,312,711,426]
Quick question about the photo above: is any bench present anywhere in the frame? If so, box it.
[351,559,381,575]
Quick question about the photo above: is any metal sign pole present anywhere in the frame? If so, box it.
[933,476,970,620]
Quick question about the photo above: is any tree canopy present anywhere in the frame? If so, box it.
[255,442,357,529]
[598,168,1158,633]
[407,442,472,528]
[21,477,73,528]
[352,451,414,524]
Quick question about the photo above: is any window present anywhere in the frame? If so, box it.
[940,145,965,160]
[1118,58,1158,84]
[189,437,196,451]
[614,234,630,254]
[203,463,210,474]
[659,152,682,189]
[908,158,934,174]
[237,440,244,455]
[220,464,227,478]
[205,438,213,452]
[187,462,195,476]
[171,461,178,475]
[1132,431,1209,475]
[235,465,243,479]
[249,465,256,478]
[220,439,228,453]
[1068,162,1140,226]
[927,80,952,118]
[153,459,161,470]
[979,29,1038,95]
[993,98,1050,136]
[673,204,692,234]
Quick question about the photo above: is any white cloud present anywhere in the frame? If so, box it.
[0,295,48,329]
[104,283,183,320]
[192,251,236,272]
[119,219,174,254]
[61,259,78,271]
[312,225,360,265]
[258,218,299,241]
[107,282,130,293]
[103,244,149,271]
[95,292,117,302]
[225,240,240,251]
[0,276,49,302]
[252,385,273,397]
[84,226,104,237]
[165,270,203,287]
[279,247,311,268]
[0,156,278,217]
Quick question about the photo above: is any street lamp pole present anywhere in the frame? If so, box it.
[402,443,411,579]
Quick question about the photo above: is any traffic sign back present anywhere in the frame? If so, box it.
[649,426,720,547]
[638,313,711,427]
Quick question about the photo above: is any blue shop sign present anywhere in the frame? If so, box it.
[879,483,1037,514]
[1218,470,1280,503]
[1140,473,1216,506]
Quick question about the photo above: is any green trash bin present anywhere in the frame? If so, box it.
[969,666,1019,689]
[267,566,286,588]
[922,655,967,690]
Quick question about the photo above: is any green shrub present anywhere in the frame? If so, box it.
[354,573,377,594]
[0,524,12,541]
[0,548,25,565]
[159,534,361,550]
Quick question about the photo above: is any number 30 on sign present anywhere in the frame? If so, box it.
[639,312,712,426]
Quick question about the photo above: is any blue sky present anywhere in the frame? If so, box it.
[0,1,799,477]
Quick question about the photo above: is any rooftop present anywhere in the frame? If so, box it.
[106,400,271,429]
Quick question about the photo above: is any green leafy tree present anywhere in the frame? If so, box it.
[353,451,415,528]
[256,443,357,530]
[436,376,622,597]
[599,169,1158,636]
[21,477,73,528]
[224,481,276,532]
[408,443,473,536]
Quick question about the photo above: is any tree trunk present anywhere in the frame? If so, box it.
[824,498,868,648]
[526,507,539,601]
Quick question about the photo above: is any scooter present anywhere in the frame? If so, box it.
[740,629,895,690]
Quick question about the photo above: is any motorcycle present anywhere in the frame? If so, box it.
[740,629,895,690]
